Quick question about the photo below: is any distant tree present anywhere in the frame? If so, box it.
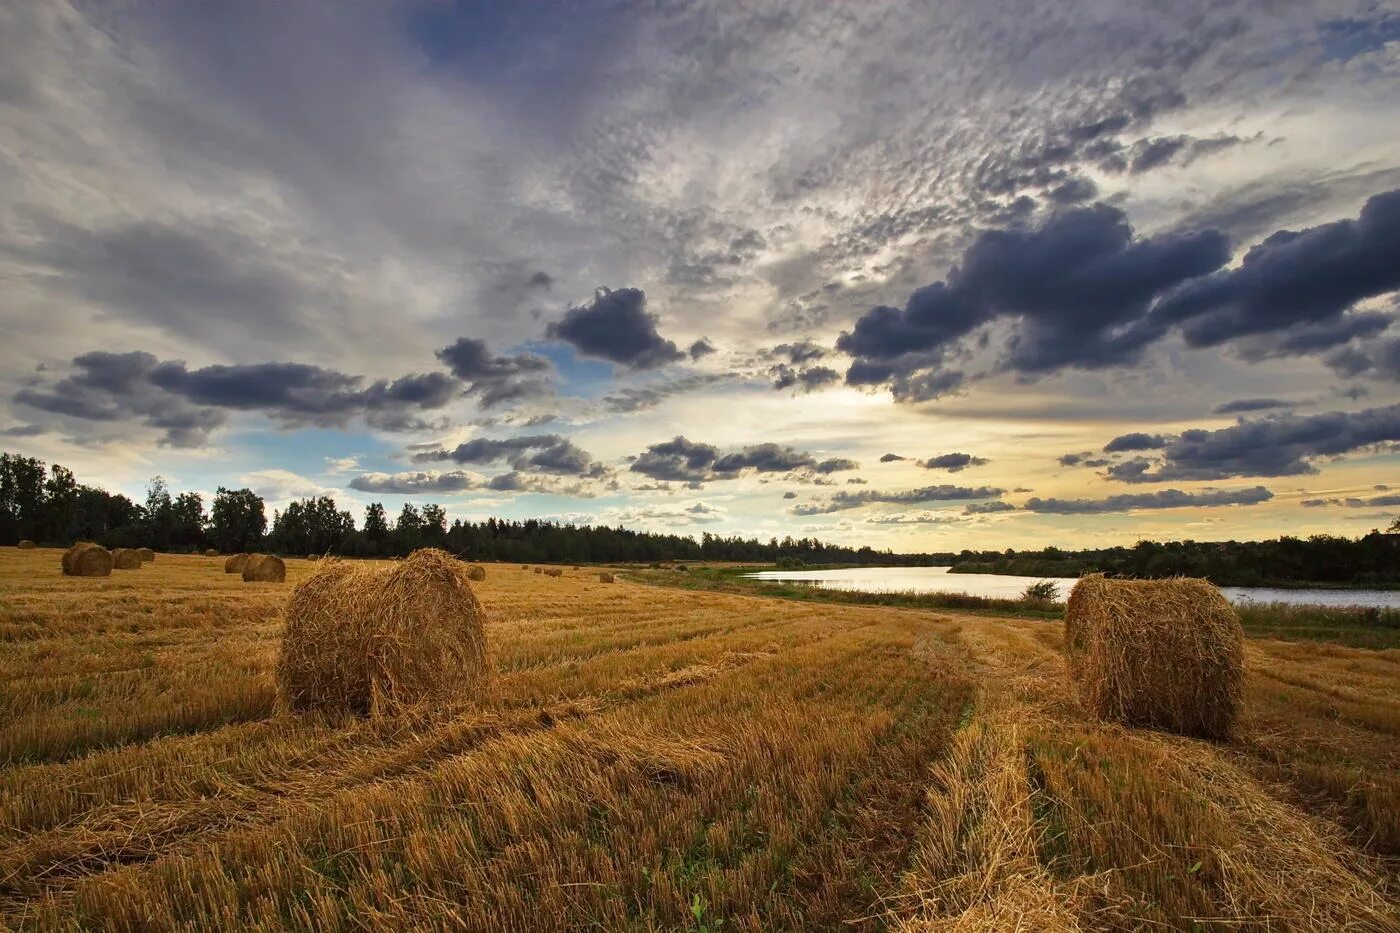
[0,453,47,544]
[43,464,80,543]
[363,502,389,555]
[209,487,266,552]
[1389,517,1400,534]
[269,496,354,555]
[421,503,447,549]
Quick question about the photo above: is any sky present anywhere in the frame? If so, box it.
[2,0,1399,551]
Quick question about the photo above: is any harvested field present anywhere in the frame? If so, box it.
[0,548,1396,930]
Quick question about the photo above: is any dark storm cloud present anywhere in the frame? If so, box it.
[14,350,462,445]
[813,458,859,474]
[919,452,988,472]
[1102,432,1167,453]
[1,424,45,437]
[1212,398,1294,415]
[965,500,1016,514]
[348,470,483,494]
[629,436,834,483]
[415,434,607,478]
[485,471,598,497]
[1110,134,1248,175]
[770,364,841,392]
[837,203,1230,400]
[1047,176,1098,205]
[791,484,1005,515]
[1150,189,1400,349]
[688,339,716,361]
[770,341,827,365]
[546,287,685,369]
[434,338,553,408]
[1024,486,1273,514]
[1300,494,1400,508]
[879,453,907,463]
[839,190,1400,402]
[1058,452,1090,466]
[1101,404,1400,482]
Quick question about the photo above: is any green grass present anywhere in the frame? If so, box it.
[629,566,1400,649]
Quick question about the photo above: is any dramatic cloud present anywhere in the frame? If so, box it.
[770,341,827,365]
[919,452,989,472]
[771,364,841,393]
[838,203,1230,400]
[1104,404,1400,481]
[1212,398,1294,415]
[791,484,1005,515]
[13,351,458,445]
[434,338,553,408]
[688,339,717,361]
[546,288,684,370]
[879,453,907,463]
[1150,189,1400,351]
[415,434,607,478]
[1300,494,1400,508]
[349,470,485,494]
[1024,486,1274,513]
[965,500,1017,514]
[629,436,844,483]
[839,191,1400,402]
[1102,432,1167,453]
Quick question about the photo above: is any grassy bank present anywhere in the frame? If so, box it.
[629,565,1400,649]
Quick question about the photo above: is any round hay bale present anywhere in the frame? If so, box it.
[224,553,251,574]
[17,539,36,549]
[137,547,155,563]
[545,567,562,577]
[242,554,287,583]
[465,564,486,581]
[1064,573,1244,740]
[205,548,220,557]
[599,572,615,583]
[521,564,528,570]
[277,548,488,717]
[533,567,543,574]
[111,548,143,570]
[61,542,113,577]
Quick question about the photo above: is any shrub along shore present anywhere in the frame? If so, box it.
[630,565,1400,649]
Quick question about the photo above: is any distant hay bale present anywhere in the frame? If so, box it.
[61,542,112,577]
[205,548,219,557]
[242,554,287,583]
[573,565,581,570]
[137,547,155,563]
[18,539,37,549]
[465,564,486,581]
[545,567,562,577]
[599,572,615,583]
[224,553,250,574]
[533,567,543,574]
[1064,573,1244,740]
[111,548,143,570]
[277,548,488,717]
[521,564,528,570]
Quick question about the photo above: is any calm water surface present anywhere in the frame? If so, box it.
[743,566,1400,609]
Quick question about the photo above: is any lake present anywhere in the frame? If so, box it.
[742,566,1400,609]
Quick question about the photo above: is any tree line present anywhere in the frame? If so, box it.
[0,451,935,564]
[948,530,1400,587]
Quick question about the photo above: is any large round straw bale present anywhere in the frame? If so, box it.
[205,548,220,557]
[521,564,528,570]
[18,539,36,549]
[465,564,486,581]
[224,553,250,574]
[243,554,287,583]
[533,567,543,574]
[277,548,488,717]
[137,547,155,562]
[61,542,112,577]
[1064,573,1244,740]
[545,567,562,577]
[599,572,615,583]
[111,548,143,570]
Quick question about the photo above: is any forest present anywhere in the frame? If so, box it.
[3,450,1396,581]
